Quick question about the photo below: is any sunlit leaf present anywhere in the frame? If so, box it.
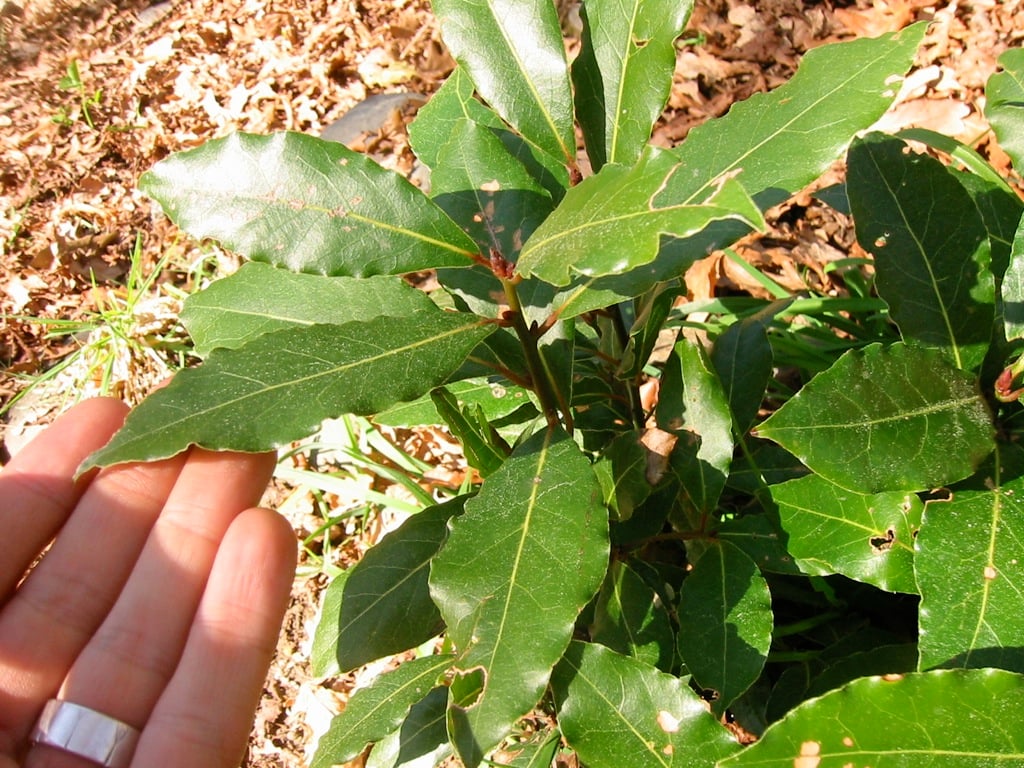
[365,687,451,768]
[718,669,1024,767]
[141,131,480,276]
[572,0,694,169]
[82,311,495,469]
[986,47,1024,174]
[315,498,464,674]
[432,0,574,162]
[756,343,994,493]
[311,655,455,768]
[181,263,435,356]
[771,474,922,594]
[517,158,763,286]
[429,430,608,766]
[916,445,1024,673]
[551,641,742,768]
[847,132,994,370]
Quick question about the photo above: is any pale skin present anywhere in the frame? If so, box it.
[0,398,296,767]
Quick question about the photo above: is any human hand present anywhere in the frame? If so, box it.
[0,398,296,767]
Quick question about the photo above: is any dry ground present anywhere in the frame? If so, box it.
[2,0,1023,766]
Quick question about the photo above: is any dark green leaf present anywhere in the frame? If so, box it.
[537,24,927,320]
[316,498,463,674]
[82,311,495,469]
[430,388,507,477]
[432,0,574,162]
[506,729,561,768]
[771,475,922,594]
[847,133,994,370]
[618,286,682,379]
[592,430,652,522]
[657,337,734,523]
[365,687,451,768]
[710,302,784,434]
[804,643,918,699]
[551,641,742,768]
[572,0,694,169]
[986,47,1024,174]
[1002,215,1024,341]
[432,118,553,259]
[429,430,608,766]
[591,560,675,672]
[181,263,435,356]
[517,155,764,286]
[677,542,773,715]
[916,446,1024,673]
[374,378,535,428]
[756,343,995,493]
[718,669,1024,767]
[310,655,455,768]
[717,513,801,576]
[141,131,480,276]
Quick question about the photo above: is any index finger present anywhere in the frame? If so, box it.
[0,398,129,599]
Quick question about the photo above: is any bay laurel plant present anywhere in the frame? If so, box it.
[81,1,1024,764]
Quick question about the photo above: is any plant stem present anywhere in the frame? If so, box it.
[502,277,566,432]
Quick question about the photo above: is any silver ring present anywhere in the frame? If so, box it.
[31,699,140,768]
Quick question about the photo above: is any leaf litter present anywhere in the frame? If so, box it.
[0,0,1022,765]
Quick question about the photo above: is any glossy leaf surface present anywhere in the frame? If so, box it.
[986,48,1024,173]
[916,447,1024,673]
[756,344,994,493]
[374,378,535,427]
[677,542,773,715]
[847,133,994,370]
[591,560,675,672]
[771,475,922,593]
[551,641,742,768]
[537,24,926,320]
[572,0,693,169]
[1001,213,1024,342]
[141,131,479,276]
[316,499,463,674]
[181,263,434,356]
[719,669,1024,767]
[365,687,451,768]
[82,311,495,469]
[517,156,763,285]
[311,655,455,768]
[429,430,608,766]
[432,0,574,162]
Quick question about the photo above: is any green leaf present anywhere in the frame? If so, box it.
[676,541,773,715]
[551,641,742,768]
[374,378,535,427]
[310,655,455,768]
[432,118,553,260]
[710,302,784,434]
[591,560,676,672]
[506,729,561,768]
[718,669,1024,767]
[846,133,994,370]
[657,337,733,522]
[536,24,927,321]
[141,131,479,277]
[315,498,463,674]
[516,154,764,286]
[365,686,451,768]
[572,0,694,170]
[432,0,574,163]
[592,430,652,522]
[81,311,495,469]
[986,47,1024,174]
[756,343,994,493]
[771,475,922,594]
[1002,215,1024,342]
[430,388,507,477]
[181,262,435,356]
[429,430,608,766]
[916,446,1024,673]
